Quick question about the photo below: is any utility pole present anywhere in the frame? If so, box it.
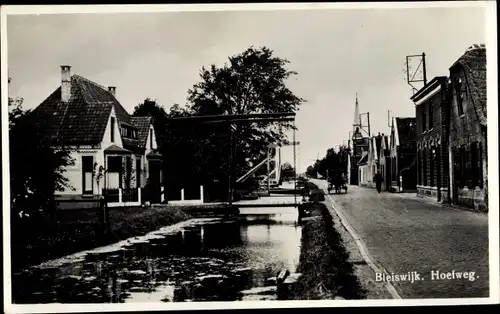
[405,52,428,94]
[359,112,371,137]
[422,52,427,85]
[228,124,233,206]
[267,147,271,193]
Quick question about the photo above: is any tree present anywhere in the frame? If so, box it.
[305,145,350,179]
[132,47,305,201]
[280,162,296,181]
[9,82,74,219]
[187,46,305,182]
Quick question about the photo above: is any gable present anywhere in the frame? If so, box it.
[31,83,113,145]
[145,123,158,151]
[395,117,416,148]
[450,47,486,126]
[101,106,124,149]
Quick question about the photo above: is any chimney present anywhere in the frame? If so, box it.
[108,86,116,96]
[60,65,71,102]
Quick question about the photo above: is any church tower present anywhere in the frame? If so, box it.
[352,93,363,140]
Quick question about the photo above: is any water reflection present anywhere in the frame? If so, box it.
[12,210,301,304]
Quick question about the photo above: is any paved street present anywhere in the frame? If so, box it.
[312,180,489,299]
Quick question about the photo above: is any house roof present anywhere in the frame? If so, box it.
[450,45,487,127]
[394,117,416,147]
[104,144,132,155]
[131,116,152,148]
[32,74,152,148]
[410,76,447,103]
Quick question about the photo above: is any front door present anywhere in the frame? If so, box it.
[148,161,161,203]
[385,158,391,191]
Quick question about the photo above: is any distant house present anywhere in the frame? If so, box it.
[362,133,384,188]
[410,76,451,203]
[32,65,163,207]
[448,44,487,212]
[388,117,417,192]
[379,133,391,191]
[357,151,369,186]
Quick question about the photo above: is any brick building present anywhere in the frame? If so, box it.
[410,76,451,203]
[448,44,487,212]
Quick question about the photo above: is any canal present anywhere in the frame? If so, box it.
[12,207,302,303]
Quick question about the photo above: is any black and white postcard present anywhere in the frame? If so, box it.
[2,2,498,313]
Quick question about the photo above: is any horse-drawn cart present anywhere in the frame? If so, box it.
[326,169,348,194]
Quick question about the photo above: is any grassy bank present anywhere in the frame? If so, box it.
[11,205,191,271]
[292,182,366,300]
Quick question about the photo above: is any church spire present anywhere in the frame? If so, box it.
[353,93,361,127]
[352,93,362,138]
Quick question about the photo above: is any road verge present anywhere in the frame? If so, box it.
[289,182,366,300]
[11,205,191,271]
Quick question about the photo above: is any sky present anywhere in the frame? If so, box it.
[6,5,486,173]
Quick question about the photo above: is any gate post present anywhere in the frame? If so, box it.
[100,196,110,234]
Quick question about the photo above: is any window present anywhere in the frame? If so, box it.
[108,156,123,188]
[82,156,94,194]
[136,158,141,188]
[125,156,132,189]
[417,151,421,185]
[421,105,427,132]
[477,142,483,189]
[110,117,116,142]
[422,149,427,185]
[455,77,466,116]
[428,102,434,129]
[149,128,153,149]
[429,147,435,187]
[458,146,467,188]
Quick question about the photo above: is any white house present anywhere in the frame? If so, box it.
[32,65,163,207]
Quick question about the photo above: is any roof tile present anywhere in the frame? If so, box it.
[32,73,151,148]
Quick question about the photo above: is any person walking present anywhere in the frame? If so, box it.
[374,171,383,194]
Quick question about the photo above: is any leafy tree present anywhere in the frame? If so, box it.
[280,162,296,181]
[9,83,74,219]
[187,46,306,181]
[305,145,350,179]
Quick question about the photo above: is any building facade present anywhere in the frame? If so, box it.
[448,44,487,212]
[32,65,164,206]
[357,151,369,186]
[388,117,417,192]
[379,134,391,191]
[411,76,451,203]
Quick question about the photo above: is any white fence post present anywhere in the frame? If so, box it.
[200,185,204,203]
[138,187,142,204]
[181,188,185,201]
[118,188,123,203]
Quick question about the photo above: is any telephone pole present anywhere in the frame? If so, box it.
[359,112,371,137]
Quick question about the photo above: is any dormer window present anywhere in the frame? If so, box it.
[120,126,138,139]
[455,76,466,116]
